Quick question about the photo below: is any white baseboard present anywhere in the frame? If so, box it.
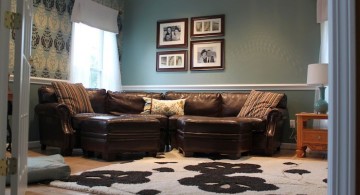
[280,143,296,150]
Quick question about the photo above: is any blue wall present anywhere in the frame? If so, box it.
[120,0,320,143]
[121,0,320,85]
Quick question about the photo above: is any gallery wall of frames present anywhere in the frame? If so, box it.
[155,14,225,72]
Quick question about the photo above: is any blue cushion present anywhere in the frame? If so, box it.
[6,154,70,184]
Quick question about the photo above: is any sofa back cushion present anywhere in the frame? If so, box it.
[38,85,107,113]
[164,92,221,116]
[220,93,249,117]
[86,88,107,113]
[38,85,58,104]
[106,91,163,114]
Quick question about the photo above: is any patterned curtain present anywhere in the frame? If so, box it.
[8,0,123,80]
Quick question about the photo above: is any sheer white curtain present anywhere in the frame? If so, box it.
[69,0,121,91]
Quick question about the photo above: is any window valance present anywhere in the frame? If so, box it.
[71,0,119,34]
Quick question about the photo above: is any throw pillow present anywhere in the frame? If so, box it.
[52,81,94,116]
[238,90,284,119]
[141,97,185,116]
[141,97,153,114]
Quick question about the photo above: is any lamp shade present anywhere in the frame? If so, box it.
[307,63,328,85]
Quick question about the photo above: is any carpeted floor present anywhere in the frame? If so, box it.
[50,150,327,195]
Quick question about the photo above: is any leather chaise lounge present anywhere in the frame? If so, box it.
[35,83,288,160]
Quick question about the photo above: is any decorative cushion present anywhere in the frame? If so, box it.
[52,81,94,116]
[141,97,185,116]
[238,90,284,119]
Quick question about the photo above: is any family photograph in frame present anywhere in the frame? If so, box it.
[190,39,224,71]
[157,18,188,48]
[156,50,188,72]
[191,14,225,38]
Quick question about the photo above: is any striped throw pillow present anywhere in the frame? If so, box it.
[52,82,94,116]
[238,90,284,119]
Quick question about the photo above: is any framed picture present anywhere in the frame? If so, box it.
[191,14,225,38]
[190,39,224,71]
[156,50,188,72]
[157,18,188,48]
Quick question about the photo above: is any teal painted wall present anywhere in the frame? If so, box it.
[121,0,320,85]
[120,0,320,143]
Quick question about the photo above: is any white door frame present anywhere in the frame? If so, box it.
[0,0,31,194]
[328,0,356,194]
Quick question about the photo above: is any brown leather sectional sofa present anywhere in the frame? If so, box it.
[35,85,288,159]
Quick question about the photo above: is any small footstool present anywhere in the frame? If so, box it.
[80,115,160,161]
[177,116,253,159]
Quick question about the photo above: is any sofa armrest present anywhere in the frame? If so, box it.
[266,108,288,137]
[35,103,74,134]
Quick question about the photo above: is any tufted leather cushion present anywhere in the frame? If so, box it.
[51,82,94,116]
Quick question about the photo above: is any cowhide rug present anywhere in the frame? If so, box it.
[50,150,327,195]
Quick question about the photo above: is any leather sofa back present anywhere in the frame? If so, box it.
[164,92,222,117]
[38,85,58,104]
[87,88,107,113]
[106,91,163,114]
[37,85,108,113]
[220,93,249,117]
[277,94,287,109]
[38,85,287,117]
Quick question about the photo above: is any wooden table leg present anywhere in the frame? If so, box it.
[296,146,306,158]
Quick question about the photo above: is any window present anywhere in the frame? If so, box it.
[69,23,121,91]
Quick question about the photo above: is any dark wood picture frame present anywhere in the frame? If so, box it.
[157,18,188,48]
[190,14,225,38]
[156,50,188,72]
[190,39,224,71]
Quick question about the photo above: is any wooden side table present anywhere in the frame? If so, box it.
[295,113,328,158]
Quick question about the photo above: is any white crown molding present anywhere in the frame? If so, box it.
[122,84,316,91]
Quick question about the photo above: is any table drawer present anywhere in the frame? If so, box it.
[302,130,327,144]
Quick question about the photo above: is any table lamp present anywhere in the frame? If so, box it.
[307,63,328,114]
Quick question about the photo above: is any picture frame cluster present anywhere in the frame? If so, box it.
[156,14,225,72]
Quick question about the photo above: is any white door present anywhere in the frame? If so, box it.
[0,0,12,192]
[0,0,32,194]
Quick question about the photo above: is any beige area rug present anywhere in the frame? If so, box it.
[50,150,327,195]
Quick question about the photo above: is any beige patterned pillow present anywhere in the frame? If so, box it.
[141,97,153,114]
[141,97,185,116]
[52,81,94,116]
[238,90,284,119]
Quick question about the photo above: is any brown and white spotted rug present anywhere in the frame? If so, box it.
[50,150,327,195]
